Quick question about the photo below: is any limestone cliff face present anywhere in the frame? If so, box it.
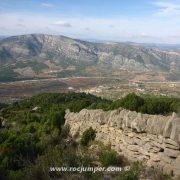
[65,108,180,178]
[1,34,180,77]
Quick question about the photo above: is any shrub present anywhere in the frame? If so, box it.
[49,110,65,129]
[88,102,111,111]
[8,170,25,180]
[0,103,7,110]
[60,125,70,139]
[117,93,144,111]
[80,127,96,146]
[116,162,141,180]
[144,167,172,180]
[1,92,179,179]
[99,149,118,167]
[104,93,180,115]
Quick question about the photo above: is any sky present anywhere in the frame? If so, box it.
[0,0,180,44]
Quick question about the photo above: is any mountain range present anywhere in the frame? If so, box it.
[0,34,179,82]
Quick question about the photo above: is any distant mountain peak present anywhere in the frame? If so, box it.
[0,34,179,82]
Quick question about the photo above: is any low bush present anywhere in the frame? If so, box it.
[116,162,141,180]
[99,149,118,167]
[109,93,180,115]
[109,93,144,112]
[80,127,96,146]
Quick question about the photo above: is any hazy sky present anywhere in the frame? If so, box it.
[0,0,180,43]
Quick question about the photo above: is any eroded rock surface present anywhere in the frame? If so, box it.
[65,109,180,179]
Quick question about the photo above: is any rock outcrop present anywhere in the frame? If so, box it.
[1,34,180,80]
[65,109,180,179]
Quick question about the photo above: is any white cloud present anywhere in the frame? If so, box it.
[85,27,90,31]
[41,3,55,8]
[129,33,162,43]
[0,12,180,43]
[154,1,180,16]
[16,23,26,28]
[140,33,147,37]
[53,21,72,27]
[109,25,115,28]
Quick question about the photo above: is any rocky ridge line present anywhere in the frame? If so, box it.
[65,108,180,179]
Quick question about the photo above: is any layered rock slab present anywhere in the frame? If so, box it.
[65,109,180,179]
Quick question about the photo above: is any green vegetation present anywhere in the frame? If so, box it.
[24,134,100,180]
[80,127,96,146]
[0,103,7,110]
[116,162,141,180]
[14,60,49,73]
[0,66,18,82]
[0,92,108,179]
[99,149,118,167]
[0,60,48,82]
[90,93,180,115]
[116,162,171,180]
[0,92,178,179]
[109,93,144,111]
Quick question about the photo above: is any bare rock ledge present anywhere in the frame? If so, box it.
[65,109,180,179]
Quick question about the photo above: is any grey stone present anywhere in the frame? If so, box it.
[127,145,139,152]
[131,113,147,132]
[165,138,179,147]
[65,108,180,177]
[163,117,173,138]
[159,152,173,164]
[173,156,180,177]
[164,148,180,158]
[170,117,180,144]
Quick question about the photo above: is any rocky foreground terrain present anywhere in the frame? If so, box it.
[0,34,180,81]
[65,108,180,179]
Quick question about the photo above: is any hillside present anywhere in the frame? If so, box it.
[66,107,180,179]
[0,34,179,82]
[0,92,179,179]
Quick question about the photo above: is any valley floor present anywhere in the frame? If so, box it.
[0,77,179,103]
